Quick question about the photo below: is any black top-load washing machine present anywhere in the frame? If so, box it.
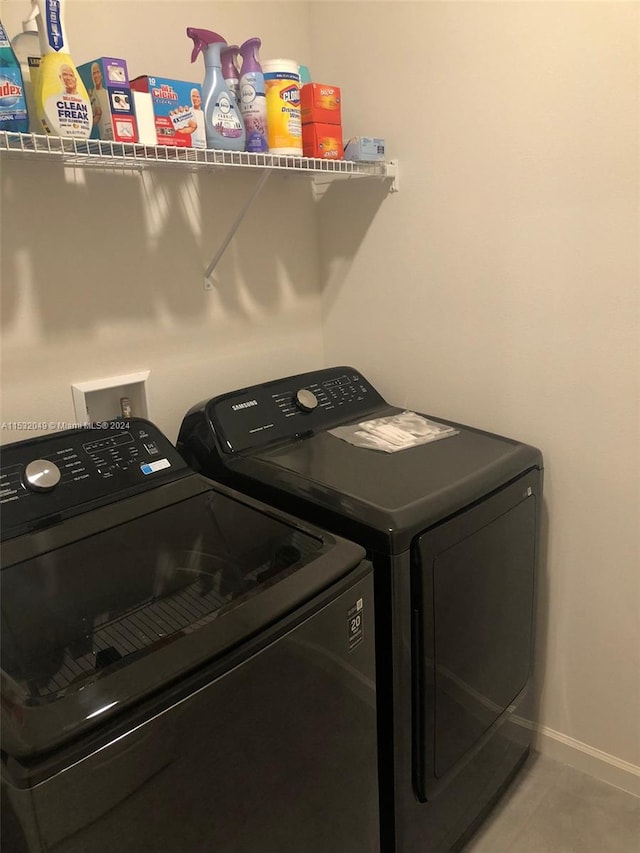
[178,366,544,853]
[1,418,379,853]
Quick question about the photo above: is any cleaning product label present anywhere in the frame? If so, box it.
[37,52,91,136]
[0,73,25,112]
[263,63,301,154]
[209,90,244,140]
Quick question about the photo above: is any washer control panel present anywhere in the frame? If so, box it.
[0,419,189,539]
[205,366,387,454]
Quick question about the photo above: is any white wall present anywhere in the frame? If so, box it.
[313,2,640,790]
[1,0,639,795]
[1,0,321,443]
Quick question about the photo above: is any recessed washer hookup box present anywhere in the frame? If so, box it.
[130,76,206,148]
[77,57,138,142]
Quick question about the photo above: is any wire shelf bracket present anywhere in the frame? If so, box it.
[203,168,272,289]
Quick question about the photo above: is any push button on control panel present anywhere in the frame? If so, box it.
[24,459,62,492]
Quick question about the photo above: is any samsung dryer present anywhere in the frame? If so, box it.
[178,366,544,852]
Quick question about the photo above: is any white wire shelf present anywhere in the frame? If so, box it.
[0,131,397,184]
[2,130,398,287]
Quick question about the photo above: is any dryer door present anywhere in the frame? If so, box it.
[412,471,539,800]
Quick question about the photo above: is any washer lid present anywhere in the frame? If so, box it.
[1,482,364,758]
[230,416,542,551]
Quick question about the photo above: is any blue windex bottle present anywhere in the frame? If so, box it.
[0,18,29,132]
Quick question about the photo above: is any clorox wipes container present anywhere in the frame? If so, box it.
[262,58,301,155]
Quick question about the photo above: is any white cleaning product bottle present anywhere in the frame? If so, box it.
[10,5,41,133]
[32,0,91,138]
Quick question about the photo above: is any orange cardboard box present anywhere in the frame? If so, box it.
[300,83,342,125]
[302,122,344,159]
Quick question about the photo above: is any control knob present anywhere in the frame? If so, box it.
[294,388,318,413]
[24,459,62,492]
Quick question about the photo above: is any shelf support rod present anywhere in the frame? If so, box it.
[204,168,272,288]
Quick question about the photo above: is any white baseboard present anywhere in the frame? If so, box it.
[534,725,640,797]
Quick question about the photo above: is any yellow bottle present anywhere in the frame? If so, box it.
[32,0,91,138]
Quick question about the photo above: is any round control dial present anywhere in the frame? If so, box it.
[24,459,62,492]
[294,388,319,413]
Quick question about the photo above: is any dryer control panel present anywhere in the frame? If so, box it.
[198,367,388,454]
[0,419,190,539]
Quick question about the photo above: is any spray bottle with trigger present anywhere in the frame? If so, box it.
[186,27,245,151]
[238,37,267,153]
[31,0,91,138]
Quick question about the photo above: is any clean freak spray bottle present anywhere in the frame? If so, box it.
[32,0,91,138]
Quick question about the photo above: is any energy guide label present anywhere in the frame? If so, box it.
[347,598,364,652]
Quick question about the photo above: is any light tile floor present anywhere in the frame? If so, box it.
[462,751,640,852]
